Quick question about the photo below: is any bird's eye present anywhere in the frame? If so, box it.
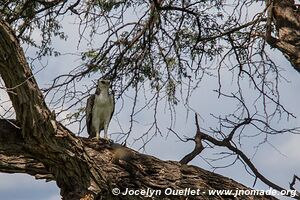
[100,80,106,84]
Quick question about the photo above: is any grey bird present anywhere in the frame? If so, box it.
[86,79,115,140]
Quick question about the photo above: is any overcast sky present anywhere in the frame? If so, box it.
[0,2,299,200]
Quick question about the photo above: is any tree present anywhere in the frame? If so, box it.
[0,0,299,199]
[266,0,300,72]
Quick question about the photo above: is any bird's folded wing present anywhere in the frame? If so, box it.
[86,94,95,137]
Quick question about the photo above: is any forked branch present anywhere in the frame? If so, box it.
[180,114,203,164]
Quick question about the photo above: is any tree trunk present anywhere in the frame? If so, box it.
[266,0,300,72]
[0,19,277,200]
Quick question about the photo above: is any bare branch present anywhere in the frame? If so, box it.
[290,175,300,196]
[180,114,203,164]
[200,128,296,199]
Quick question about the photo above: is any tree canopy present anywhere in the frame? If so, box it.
[0,0,299,199]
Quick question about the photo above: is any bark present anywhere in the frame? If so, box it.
[266,0,300,72]
[0,19,277,200]
[0,120,277,200]
[0,119,52,179]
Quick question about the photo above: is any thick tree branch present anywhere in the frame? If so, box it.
[0,119,53,180]
[0,119,278,200]
[267,0,300,72]
[0,18,53,135]
[0,19,108,199]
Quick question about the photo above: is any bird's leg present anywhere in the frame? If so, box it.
[104,124,108,140]
[94,126,100,141]
[96,132,100,141]
[103,124,113,144]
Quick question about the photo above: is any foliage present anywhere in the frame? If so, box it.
[0,1,299,197]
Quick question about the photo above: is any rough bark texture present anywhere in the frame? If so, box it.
[0,19,277,200]
[0,120,277,200]
[267,0,300,72]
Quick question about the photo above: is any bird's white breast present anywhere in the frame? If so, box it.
[92,93,113,126]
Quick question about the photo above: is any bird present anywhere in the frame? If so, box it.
[86,79,115,141]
